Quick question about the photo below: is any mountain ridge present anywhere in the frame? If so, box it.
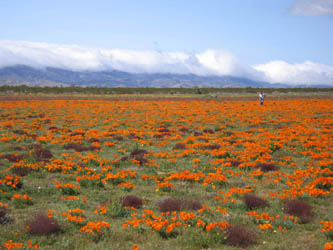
[0,65,331,88]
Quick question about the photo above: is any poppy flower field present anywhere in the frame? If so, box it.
[0,96,332,249]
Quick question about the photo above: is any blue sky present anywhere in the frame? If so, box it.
[0,0,333,85]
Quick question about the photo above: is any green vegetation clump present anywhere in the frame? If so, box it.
[0,85,332,95]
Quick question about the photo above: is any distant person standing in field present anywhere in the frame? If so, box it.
[259,92,265,105]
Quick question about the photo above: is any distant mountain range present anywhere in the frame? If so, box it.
[0,65,331,88]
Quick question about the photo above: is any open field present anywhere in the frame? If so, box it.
[0,95,332,250]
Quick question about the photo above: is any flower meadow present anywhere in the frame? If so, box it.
[0,96,332,250]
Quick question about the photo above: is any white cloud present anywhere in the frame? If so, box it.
[0,40,333,86]
[289,0,333,16]
[196,50,262,80]
[0,40,259,78]
[254,61,333,85]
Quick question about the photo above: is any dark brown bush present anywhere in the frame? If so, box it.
[203,144,221,150]
[181,200,202,211]
[158,198,202,212]
[70,132,85,137]
[120,156,129,161]
[158,128,171,133]
[130,149,149,157]
[228,140,236,145]
[104,132,119,138]
[158,198,182,212]
[13,146,24,151]
[257,163,279,172]
[179,127,189,133]
[284,200,313,223]
[114,136,124,141]
[27,213,60,235]
[133,155,148,165]
[1,153,24,162]
[0,208,11,224]
[88,138,100,143]
[12,167,32,176]
[244,194,269,210]
[203,129,214,134]
[64,143,98,152]
[86,146,100,151]
[13,129,26,135]
[129,149,149,165]
[153,134,165,139]
[229,160,241,167]
[193,131,203,136]
[0,208,7,218]
[27,134,37,140]
[64,143,84,151]
[33,148,53,161]
[28,144,43,150]
[128,133,142,139]
[48,126,59,131]
[226,225,257,248]
[173,143,186,150]
[224,131,234,136]
[0,208,8,218]
[197,138,209,142]
[122,195,143,208]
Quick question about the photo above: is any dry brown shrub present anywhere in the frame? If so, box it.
[226,225,257,248]
[179,127,190,133]
[12,167,32,176]
[229,160,241,167]
[197,138,209,142]
[122,195,143,208]
[284,200,313,223]
[158,128,171,133]
[70,132,85,137]
[202,144,221,150]
[129,133,142,139]
[153,134,165,139]
[244,194,269,210]
[129,149,149,165]
[0,208,12,224]
[158,198,202,212]
[203,129,214,134]
[48,126,59,131]
[158,198,182,212]
[257,163,279,172]
[193,131,203,136]
[130,149,149,157]
[88,138,100,143]
[181,200,202,210]
[1,153,24,162]
[64,143,99,152]
[33,148,53,162]
[173,143,186,150]
[114,136,124,141]
[26,213,60,235]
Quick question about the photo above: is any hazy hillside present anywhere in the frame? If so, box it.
[0,65,330,88]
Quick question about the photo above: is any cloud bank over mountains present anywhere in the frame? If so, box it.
[289,0,333,16]
[0,40,332,86]
[254,61,333,86]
